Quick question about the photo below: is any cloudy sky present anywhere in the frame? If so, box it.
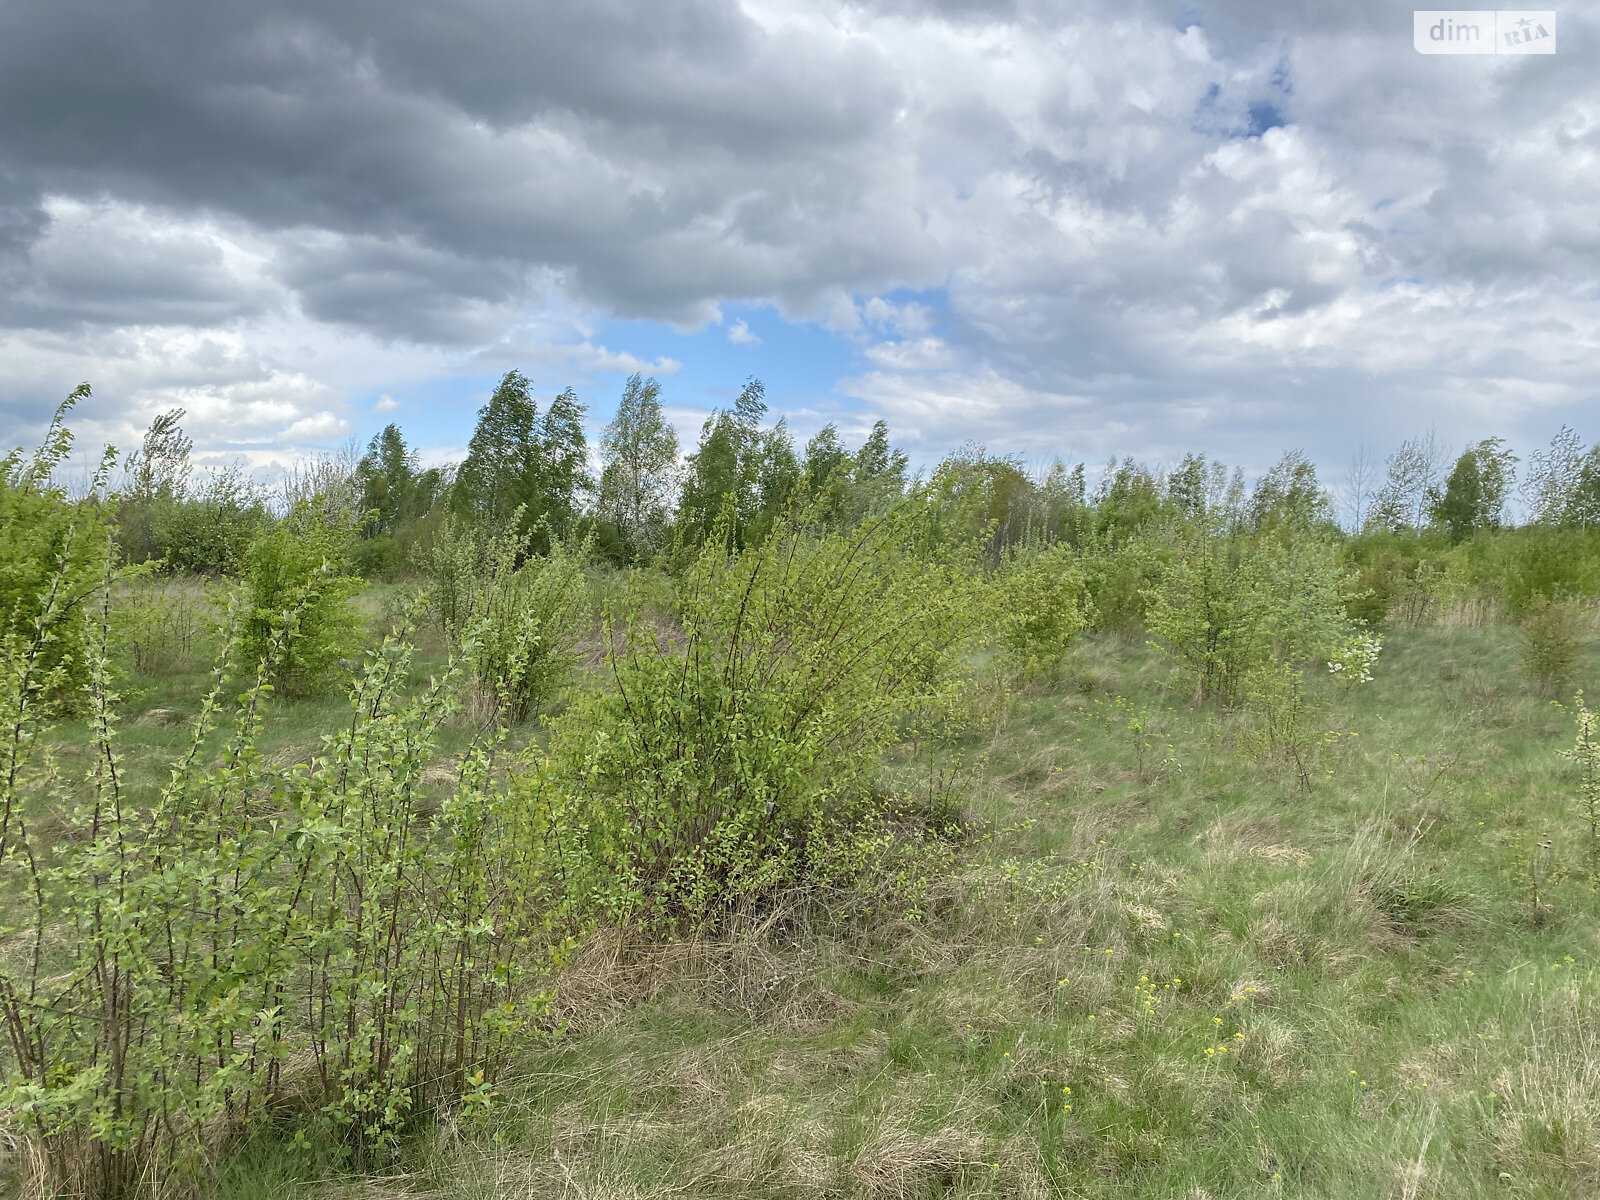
[1,0,1596,486]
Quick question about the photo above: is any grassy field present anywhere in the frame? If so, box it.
[33,599,1592,1200]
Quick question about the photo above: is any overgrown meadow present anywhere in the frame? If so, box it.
[2,380,1600,1199]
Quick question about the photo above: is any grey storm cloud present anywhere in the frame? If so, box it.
[0,0,914,324]
[0,0,1596,472]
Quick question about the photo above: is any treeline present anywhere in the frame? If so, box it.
[112,370,1600,582]
[110,371,912,576]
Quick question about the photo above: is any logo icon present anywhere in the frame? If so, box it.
[1414,10,1556,53]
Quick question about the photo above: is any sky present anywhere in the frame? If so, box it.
[1,0,1596,490]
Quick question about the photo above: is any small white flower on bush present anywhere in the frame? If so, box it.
[1327,633,1382,685]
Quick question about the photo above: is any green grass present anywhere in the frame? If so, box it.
[19,612,1600,1200]
[42,579,520,815]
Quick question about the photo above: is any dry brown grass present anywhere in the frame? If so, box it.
[1489,982,1600,1189]
[849,1124,986,1199]
[550,921,855,1035]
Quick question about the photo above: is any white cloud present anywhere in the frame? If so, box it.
[727,318,761,346]
[563,345,682,376]
[864,337,950,370]
[280,412,353,443]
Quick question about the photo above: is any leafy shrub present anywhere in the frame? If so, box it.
[1145,533,1261,702]
[422,514,589,723]
[351,531,406,579]
[1256,537,1359,666]
[0,581,567,1195]
[1560,693,1600,886]
[1238,662,1317,793]
[1080,534,1165,635]
[582,562,677,631]
[542,506,994,934]
[150,467,267,575]
[915,447,1042,563]
[1326,631,1383,686]
[1470,526,1600,617]
[1343,544,1406,624]
[1146,530,1355,704]
[239,502,364,694]
[1520,597,1586,695]
[999,541,1088,669]
[1339,531,1450,625]
[0,387,116,697]
[1391,559,1443,627]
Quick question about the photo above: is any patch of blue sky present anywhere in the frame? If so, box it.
[1246,101,1285,136]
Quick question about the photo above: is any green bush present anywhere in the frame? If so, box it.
[1146,529,1355,704]
[1561,693,1600,885]
[1340,532,1437,624]
[582,562,677,631]
[0,386,116,699]
[1520,597,1586,694]
[351,531,406,579]
[421,514,589,723]
[542,506,994,934]
[999,540,1089,669]
[1238,661,1317,793]
[1338,530,1470,626]
[1342,544,1405,624]
[1468,526,1600,617]
[0,590,567,1195]
[1080,533,1165,635]
[150,469,267,575]
[239,502,363,694]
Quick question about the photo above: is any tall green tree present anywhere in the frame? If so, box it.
[1434,449,1483,543]
[1166,453,1210,521]
[119,408,193,563]
[453,371,589,550]
[126,409,192,504]
[1093,458,1166,543]
[1567,445,1600,528]
[799,419,910,530]
[803,424,849,495]
[843,419,909,525]
[1433,438,1516,541]
[454,370,541,530]
[678,414,744,548]
[679,394,908,547]
[598,373,679,558]
[746,419,802,545]
[852,419,905,485]
[537,387,591,541]
[1167,453,1243,528]
[923,446,1039,560]
[355,424,418,535]
[677,377,768,548]
[1032,457,1090,545]
[1250,450,1332,533]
